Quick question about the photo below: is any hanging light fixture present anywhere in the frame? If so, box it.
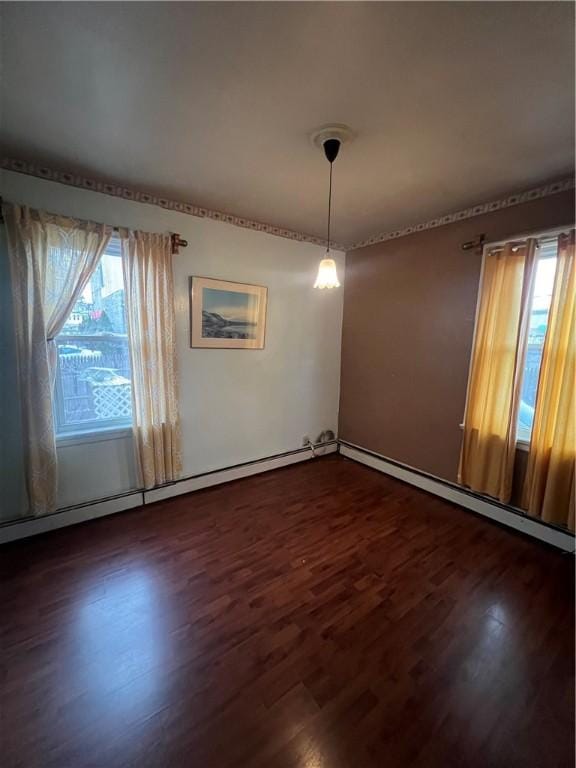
[311,124,353,289]
[314,138,341,288]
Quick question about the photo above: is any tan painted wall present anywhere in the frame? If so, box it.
[339,190,575,483]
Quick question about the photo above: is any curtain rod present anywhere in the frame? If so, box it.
[483,226,571,251]
[461,225,572,254]
[0,197,188,254]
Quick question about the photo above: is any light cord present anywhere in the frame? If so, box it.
[326,161,333,253]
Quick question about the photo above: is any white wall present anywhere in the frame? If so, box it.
[0,170,344,516]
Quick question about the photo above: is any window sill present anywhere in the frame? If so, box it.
[459,423,530,452]
[56,427,133,447]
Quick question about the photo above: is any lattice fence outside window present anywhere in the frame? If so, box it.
[92,384,133,420]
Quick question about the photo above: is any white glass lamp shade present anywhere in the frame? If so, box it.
[314,256,340,289]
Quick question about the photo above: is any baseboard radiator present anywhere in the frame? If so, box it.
[339,440,574,553]
[0,441,338,544]
[2,439,573,553]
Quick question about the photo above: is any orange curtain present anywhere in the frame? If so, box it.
[522,231,575,531]
[458,241,537,502]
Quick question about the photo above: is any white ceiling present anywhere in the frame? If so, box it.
[1,2,574,246]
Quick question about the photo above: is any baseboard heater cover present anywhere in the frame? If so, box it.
[0,492,144,545]
[339,440,574,553]
[144,441,338,504]
[0,442,338,544]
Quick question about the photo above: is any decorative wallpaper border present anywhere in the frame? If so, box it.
[0,157,342,250]
[2,156,573,252]
[350,176,575,250]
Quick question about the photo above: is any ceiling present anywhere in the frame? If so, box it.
[1,2,574,247]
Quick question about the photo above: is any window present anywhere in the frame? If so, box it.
[54,237,133,437]
[516,239,558,443]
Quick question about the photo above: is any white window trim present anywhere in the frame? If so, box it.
[56,426,133,447]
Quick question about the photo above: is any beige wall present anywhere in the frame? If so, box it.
[339,189,575,482]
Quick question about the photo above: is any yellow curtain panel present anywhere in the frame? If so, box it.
[459,241,537,502]
[523,231,575,531]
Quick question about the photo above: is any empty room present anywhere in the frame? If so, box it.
[0,2,574,767]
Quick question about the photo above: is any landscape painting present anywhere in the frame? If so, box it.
[190,277,267,349]
[202,288,258,339]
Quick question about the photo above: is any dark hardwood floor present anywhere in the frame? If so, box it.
[1,455,574,768]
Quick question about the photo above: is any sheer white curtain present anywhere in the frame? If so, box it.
[3,203,112,515]
[122,230,182,489]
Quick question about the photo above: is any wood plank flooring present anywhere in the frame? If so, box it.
[1,455,574,768]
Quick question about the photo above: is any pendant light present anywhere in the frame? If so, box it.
[314,136,341,289]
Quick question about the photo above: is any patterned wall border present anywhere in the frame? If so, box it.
[0,157,345,250]
[349,176,575,250]
[2,156,573,252]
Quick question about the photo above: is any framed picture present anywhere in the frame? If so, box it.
[190,276,268,349]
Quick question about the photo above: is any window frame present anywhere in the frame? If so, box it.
[515,240,558,446]
[53,335,133,442]
[53,240,134,443]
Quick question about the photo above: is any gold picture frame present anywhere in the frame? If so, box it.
[190,276,268,349]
